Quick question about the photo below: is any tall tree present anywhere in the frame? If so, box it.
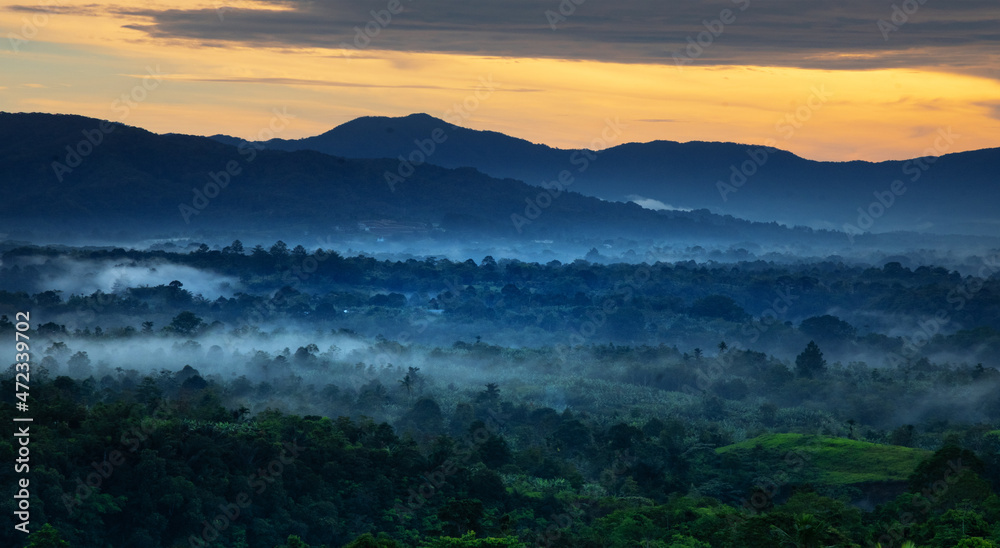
[795,341,826,379]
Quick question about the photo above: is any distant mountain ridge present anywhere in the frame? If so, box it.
[211,114,1000,237]
[0,112,838,245]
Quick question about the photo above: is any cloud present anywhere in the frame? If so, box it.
[979,102,1000,120]
[3,0,997,161]
[13,256,241,299]
[6,3,106,16]
[163,75,540,92]
[628,195,691,212]
[57,0,1000,76]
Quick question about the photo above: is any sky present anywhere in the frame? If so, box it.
[2,0,999,161]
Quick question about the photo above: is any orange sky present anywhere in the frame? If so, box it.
[2,0,999,161]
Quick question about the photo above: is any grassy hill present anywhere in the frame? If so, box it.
[716,433,931,486]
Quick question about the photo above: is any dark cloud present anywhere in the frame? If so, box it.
[980,102,1000,120]
[170,75,541,92]
[7,3,106,16]
[22,0,1000,74]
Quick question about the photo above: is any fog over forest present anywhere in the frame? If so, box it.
[5,190,1000,546]
[4,3,1000,544]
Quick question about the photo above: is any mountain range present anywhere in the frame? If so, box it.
[212,113,1000,237]
[0,112,826,246]
[2,111,996,254]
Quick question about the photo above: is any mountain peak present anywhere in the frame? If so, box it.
[332,112,450,131]
[401,112,443,122]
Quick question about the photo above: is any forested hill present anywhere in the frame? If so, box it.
[211,113,1000,236]
[1,112,835,244]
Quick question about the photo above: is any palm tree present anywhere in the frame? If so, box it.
[771,513,829,548]
[399,374,414,402]
[477,383,501,406]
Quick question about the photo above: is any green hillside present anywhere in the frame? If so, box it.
[717,433,931,485]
